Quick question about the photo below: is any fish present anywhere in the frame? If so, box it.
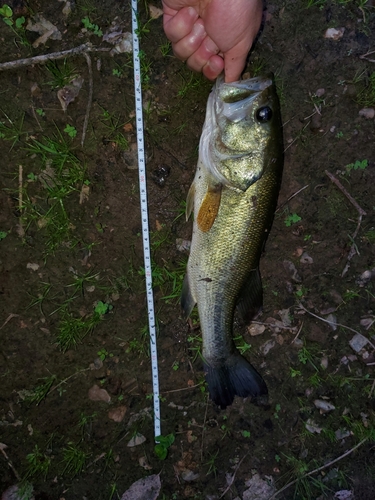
[181,75,284,409]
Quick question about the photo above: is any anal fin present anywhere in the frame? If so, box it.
[236,267,263,323]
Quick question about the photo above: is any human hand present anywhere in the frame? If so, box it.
[162,0,263,82]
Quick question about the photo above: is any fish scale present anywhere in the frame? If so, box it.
[181,75,284,409]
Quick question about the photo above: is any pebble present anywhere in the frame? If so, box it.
[359,107,375,119]
[324,27,345,40]
[349,333,368,352]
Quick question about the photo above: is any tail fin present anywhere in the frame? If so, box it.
[204,352,267,409]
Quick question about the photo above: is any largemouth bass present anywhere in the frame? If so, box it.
[181,75,284,409]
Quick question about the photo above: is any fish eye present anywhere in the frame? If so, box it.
[256,106,273,122]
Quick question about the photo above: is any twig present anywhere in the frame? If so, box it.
[368,379,375,399]
[269,438,368,499]
[325,170,366,276]
[18,165,23,214]
[162,382,202,394]
[219,451,250,499]
[325,171,366,217]
[0,313,19,330]
[81,53,93,147]
[0,43,111,71]
[276,185,309,213]
[49,367,90,395]
[297,303,375,349]
[0,443,21,481]
[359,49,375,62]
[200,395,209,462]
[291,321,304,344]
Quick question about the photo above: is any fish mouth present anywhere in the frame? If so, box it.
[217,75,273,104]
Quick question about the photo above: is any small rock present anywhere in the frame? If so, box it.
[248,323,266,336]
[324,27,345,40]
[314,399,335,413]
[26,263,39,271]
[300,252,313,264]
[359,107,375,119]
[89,358,103,370]
[181,469,200,482]
[88,384,111,403]
[320,356,329,369]
[120,474,160,500]
[315,88,325,97]
[176,238,191,252]
[349,333,368,353]
[325,313,337,331]
[260,339,275,355]
[108,405,127,422]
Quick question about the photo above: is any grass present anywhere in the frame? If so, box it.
[62,443,89,476]
[99,106,129,150]
[0,111,26,149]
[56,310,102,352]
[25,445,52,480]
[356,72,375,106]
[21,130,87,254]
[45,60,78,89]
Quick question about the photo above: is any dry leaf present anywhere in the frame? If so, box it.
[149,5,163,19]
[127,433,146,447]
[248,323,266,336]
[57,77,84,112]
[120,474,161,500]
[108,405,127,423]
[79,184,90,204]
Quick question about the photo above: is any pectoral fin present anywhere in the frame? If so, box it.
[197,184,222,233]
[186,182,195,221]
[181,273,196,319]
[236,267,263,323]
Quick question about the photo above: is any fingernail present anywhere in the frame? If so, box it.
[187,7,197,19]
[192,21,205,37]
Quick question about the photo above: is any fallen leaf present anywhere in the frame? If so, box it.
[127,433,146,447]
[149,5,163,19]
[57,77,84,112]
[243,473,276,500]
[108,406,127,423]
[248,323,266,336]
[79,184,90,204]
[305,418,322,434]
[324,27,345,40]
[138,456,152,470]
[120,474,161,500]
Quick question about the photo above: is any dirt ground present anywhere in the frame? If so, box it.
[1,1,375,499]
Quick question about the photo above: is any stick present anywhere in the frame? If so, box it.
[269,438,368,499]
[0,43,111,71]
[325,170,366,276]
[81,52,93,147]
[276,185,309,213]
[0,443,21,481]
[325,171,366,217]
[18,165,23,213]
[297,303,375,350]
[219,451,250,499]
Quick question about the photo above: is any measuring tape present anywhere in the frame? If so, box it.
[131,0,161,439]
